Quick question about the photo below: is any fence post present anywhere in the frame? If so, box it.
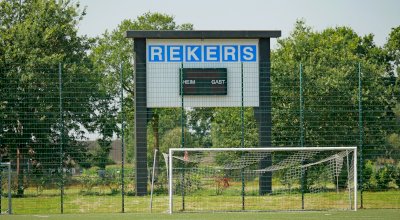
[299,63,305,210]
[241,62,245,148]
[358,62,364,209]
[180,62,185,211]
[240,62,245,210]
[120,63,125,213]
[300,63,304,148]
[180,62,185,148]
[8,162,11,214]
[58,63,64,214]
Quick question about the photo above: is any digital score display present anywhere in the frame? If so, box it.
[180,68,227,95]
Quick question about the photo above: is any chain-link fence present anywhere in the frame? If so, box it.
[0,62,399,214]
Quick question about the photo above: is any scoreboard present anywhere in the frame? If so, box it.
[146,38,260,107]
[180,68,227,95]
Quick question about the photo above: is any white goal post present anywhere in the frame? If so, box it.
[168,147,357,213]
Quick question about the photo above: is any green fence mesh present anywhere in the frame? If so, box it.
[0,62,399,213]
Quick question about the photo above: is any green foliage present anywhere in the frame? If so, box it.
[79,166,123,195]
[152,168,169,195]
[363,160,375,190]
[362,160,399,190]
[387,133,400,156]
[0,0,121,196]
[89,140,115,169]
[174,172,202,194]
[211,108,258,147]
[148,109,182,154]
[0,0,91,64]
[375,164,397,190]
[160,127,193,154]
[383,26,400,160]
[90,12,194,166]
[395,164,400,187]
[79,174,97,194]
[90,11,193,101]
[0,0,92,196]
[272,20,397,161]
[385,26,400,77]
[214,152,241,167]
[187,108,214,147]
[29,172,64,195]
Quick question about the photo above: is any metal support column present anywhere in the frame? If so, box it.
[256,38,272,195]
[358,63,364,209]
[134,38,148,196]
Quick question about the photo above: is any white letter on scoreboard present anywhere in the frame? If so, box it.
[205,46,220,62]
[150,46,164,62]
[223,46,238,61]
[167,46,183,62]
[186,46,200,62]
[240,45,256,62]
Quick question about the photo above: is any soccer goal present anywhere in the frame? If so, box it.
[0,162,12,215]
[167,147,357,213]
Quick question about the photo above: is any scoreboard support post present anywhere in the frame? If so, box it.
[256,38,272,194]
[134,38,148,196]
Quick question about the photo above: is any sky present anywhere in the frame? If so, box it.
[77,0,400,48]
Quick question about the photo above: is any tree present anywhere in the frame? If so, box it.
[385,26,400,161]
[90,12,193,177]
[385,26,400,77]
[272,20,397,161]
[0,0,116,195]
[91,12,193,98]
[211,108,258,148]
[187,108,214,147]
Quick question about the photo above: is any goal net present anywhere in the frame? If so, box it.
[0,162,12,215]
[167,147,357,213]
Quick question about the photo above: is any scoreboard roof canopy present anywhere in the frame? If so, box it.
[126,30,281,39]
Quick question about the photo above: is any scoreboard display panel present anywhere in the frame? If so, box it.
[180,68,227,95]
[146,38,260,107]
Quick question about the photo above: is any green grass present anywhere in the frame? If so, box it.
[362,191,400,208]
[2,190,399,214]
[1,209,400,220]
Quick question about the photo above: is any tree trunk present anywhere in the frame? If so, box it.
[152,113,160,181]
[16,147,24,197]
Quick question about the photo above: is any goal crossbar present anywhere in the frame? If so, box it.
[168,147,357,213]
[169,146,357,152]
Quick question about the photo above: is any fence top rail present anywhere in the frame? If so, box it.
[169,146,357,153]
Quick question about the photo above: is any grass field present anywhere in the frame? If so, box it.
[2,173,399,214]
[1,209,400,220]
[2,190,399,214]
